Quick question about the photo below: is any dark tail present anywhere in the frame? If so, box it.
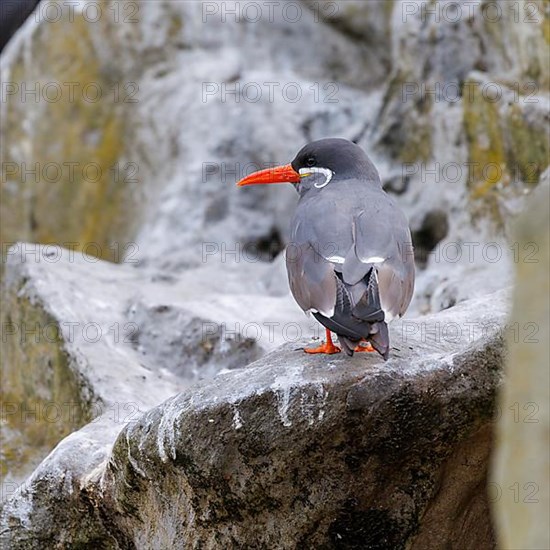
[339,337,356,356]
[368,322,389,360]
[337,322,389,360]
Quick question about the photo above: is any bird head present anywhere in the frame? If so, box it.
[236,138,379,196]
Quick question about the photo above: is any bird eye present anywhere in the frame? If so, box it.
[306,157,316,167]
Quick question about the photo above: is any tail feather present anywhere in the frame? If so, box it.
[351,268,384,323]
[339,336,357,356]
[368,322,389,360]
[313,267,391,360]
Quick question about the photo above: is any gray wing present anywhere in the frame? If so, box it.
[285,242,337,318]
[288,191,414,323]
[342,205,415,321]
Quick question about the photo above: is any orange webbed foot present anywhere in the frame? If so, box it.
[304,328,341,355]
[354,341,376,353]
[304,342,341,355]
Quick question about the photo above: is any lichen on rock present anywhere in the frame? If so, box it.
[0,8,142,261]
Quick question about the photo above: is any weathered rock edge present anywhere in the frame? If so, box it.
[1,291,507,548]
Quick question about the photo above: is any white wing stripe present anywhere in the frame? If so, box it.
[327,255,345,264]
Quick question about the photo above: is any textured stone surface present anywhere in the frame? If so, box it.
[0,244,319,487]
[2,0,548,305]
[1,289,508,548]
[492,179,550,549]
[463,72,550,224]
[1,0,548,547]
[0,246,178,488]
[0,5,143,260]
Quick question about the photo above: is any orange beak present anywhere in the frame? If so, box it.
[236,164,301,186]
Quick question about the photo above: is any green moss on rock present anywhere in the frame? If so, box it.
[506,103,549,185]
[463,76,549,225]
[0,286,96,483]
[0,12,139,262]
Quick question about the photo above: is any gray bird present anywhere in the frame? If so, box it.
[237,138,414,359]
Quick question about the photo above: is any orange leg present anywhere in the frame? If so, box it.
[354,341,375,353]
[304,328,341,355]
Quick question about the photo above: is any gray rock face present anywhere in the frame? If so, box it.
[1,289,507,548]
[3,0,547,310]
[1,0,547,547]
[0,243,322,489]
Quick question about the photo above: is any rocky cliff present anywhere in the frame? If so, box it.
[1,0,548,547]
